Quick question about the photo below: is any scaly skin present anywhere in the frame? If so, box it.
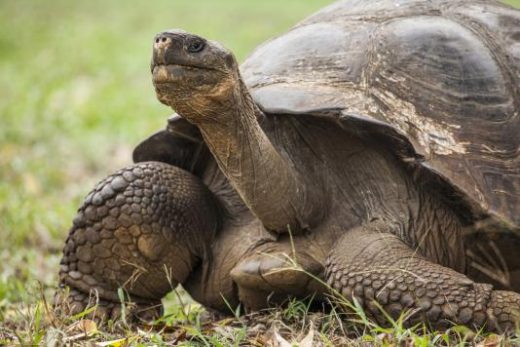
[326,222,520,332]
[57,161,220,321]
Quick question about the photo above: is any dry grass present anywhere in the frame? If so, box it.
[2,283,519,346]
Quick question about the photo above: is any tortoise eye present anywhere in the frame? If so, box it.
[187,40,205,53]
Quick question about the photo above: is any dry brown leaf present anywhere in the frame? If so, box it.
[63,319,98,342]
[476,334,501,347]
[271,322,316,347]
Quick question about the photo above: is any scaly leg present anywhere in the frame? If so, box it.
[326,221,520,332]
[55,161,220,321]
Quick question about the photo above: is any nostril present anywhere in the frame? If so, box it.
[155,35,170,46]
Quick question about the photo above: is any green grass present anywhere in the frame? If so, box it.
[1,0,520,345]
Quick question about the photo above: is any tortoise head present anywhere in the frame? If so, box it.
[151,29,240,120]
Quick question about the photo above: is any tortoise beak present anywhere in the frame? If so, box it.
[152,34,172,68]
[151,32,177,73]
[151,32,186,84]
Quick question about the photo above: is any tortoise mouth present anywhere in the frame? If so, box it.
[152,63,206,84]
[151,61,225,85]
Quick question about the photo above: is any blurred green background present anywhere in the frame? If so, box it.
[0,0,333,311]
[0,0,519,315]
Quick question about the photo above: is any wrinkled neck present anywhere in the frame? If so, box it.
[196,81,266,180]
[192,78,265,142]
[183,78,322,233]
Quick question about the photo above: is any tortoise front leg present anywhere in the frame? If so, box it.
[230,250,325,311]
[326,221,520,332]
[55,162,220,321]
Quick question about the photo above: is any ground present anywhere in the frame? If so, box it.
[1,0,519,345]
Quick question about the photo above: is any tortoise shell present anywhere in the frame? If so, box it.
[240,0,520,230]
[136,0,520,231]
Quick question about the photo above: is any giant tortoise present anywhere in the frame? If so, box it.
[58,0,520,331]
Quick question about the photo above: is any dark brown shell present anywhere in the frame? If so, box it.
[133,115,210,177]
[241,0,520,230]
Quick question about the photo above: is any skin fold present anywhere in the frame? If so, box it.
[57,1,520,333]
